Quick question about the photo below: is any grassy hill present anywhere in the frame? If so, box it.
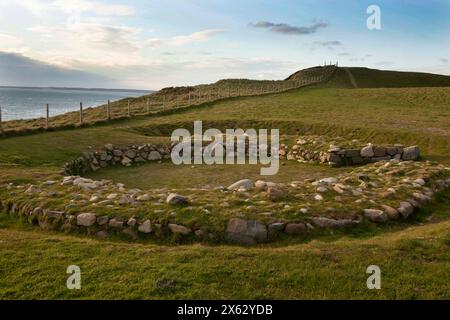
[322,67,450,88]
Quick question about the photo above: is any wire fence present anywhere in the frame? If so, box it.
[0,65,337,132]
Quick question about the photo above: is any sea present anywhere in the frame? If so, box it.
[0,87,152,121]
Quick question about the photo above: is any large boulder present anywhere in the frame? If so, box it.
[402,146,420,160]
[363,209,388,223]
[76,213,97,227]
[225,218,267,245]
[360,145,374,157]
[284,223,307,235]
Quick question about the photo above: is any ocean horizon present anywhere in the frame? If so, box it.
[0,86,153,121]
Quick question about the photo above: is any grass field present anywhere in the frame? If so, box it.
[1,68,450,299]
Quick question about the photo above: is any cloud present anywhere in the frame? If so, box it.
[3,0,135,17]
[439,58,449,63]
[249,21,327,35]
[53,0,135,16]
[313,41,341,47]
[0,51,118,87]
[145,29,224,48]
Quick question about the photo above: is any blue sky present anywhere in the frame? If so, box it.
[0,0,449,89]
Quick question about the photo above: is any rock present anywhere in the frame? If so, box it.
[314,194,323,201]
[268,222,286,234]
[95,231,109,239]
[397,201,414,218]
[225,218,267,245]
[255,180,267,190]
[412,192,430,204]
[96,216,109,226]
[118,195,130,205]
[364,209,388,223]
[42,180,57,186]
[319,177,337,185]
[166,193,189,205]
[108,218,124,229]
[402,146,420,160]
[284,223,306,235]
[137,194,151,201]
[104,144,114,151]
[76,213,97,227]
[311,217,358,228]
[127,217,137,227]
[332,185,344,194]
[46,210,64,220]
[360,145,374,157]
[414,178,426,186]
[125,150,137,159]
[168,223,191,235]
[107,193,118,200]
[227,179,253,191]
[148,151,162,161]
[266,187,285,201]
[373,147,386,157]
[317,186,328,193]
[138,219,152,233]
[121,157,132,166]
[380,205,399,219]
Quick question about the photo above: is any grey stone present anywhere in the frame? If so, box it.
[402,146,420,161]
[364,209,388,223]
[227,179,254,191]
[225,218,267,245]
[284,223,307,235]
[360,145,374,157]
[138,219,152,233]
[166,193,189,205]
[76,213,97,227]
[108,218,124,228]
[397,201,414,218]
[373,146,386,157]
[148,151,162,161]
[168,223,191,235]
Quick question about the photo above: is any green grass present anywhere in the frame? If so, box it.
[0,214,448,299]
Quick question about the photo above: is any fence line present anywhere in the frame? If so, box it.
[0,65,337,131]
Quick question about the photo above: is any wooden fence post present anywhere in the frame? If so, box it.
[46,104,49,129]
[107,100,111,120]
[79,102,83,125]
[188,91,191,105]
[127,99,131,117]
[163,95,166,111]
[146,97,150,114]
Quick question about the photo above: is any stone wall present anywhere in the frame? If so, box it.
[63,143,172,176]
[280,136,420,167]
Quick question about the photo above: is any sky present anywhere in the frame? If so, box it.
[0,0,449,89]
